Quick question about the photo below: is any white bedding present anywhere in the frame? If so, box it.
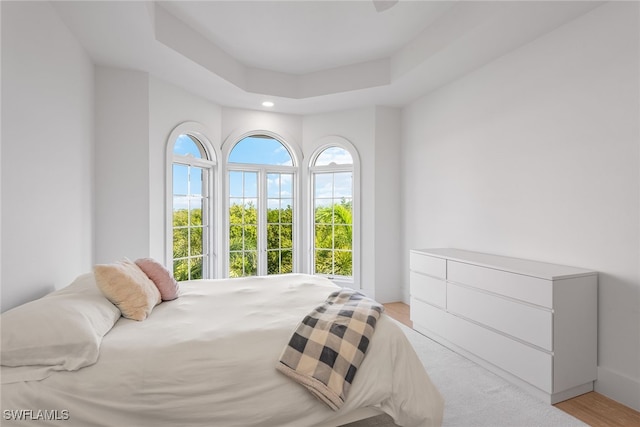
[1,274,443,427]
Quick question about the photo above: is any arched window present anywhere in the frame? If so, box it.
[226,134,298,277]
[309,139,359,286]
[167,124,217,281]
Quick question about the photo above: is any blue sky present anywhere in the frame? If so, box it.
[229,136,293,166]
[174,135,353,210]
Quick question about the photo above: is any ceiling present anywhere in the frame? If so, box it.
[52,1,603,115]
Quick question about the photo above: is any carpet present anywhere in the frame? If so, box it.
[343,321,589,427]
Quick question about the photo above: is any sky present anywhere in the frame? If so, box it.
[173,135,353,211]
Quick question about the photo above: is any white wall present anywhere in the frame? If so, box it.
[374,107,402,303]
[148,77,222,264]
[303,108,378,297]
[1,1,94,312]
[94,67,150,264]
[401,2,639,410]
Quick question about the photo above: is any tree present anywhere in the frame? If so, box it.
[172,208,204,281]
[229,202,258,277]
[314,199,353,276]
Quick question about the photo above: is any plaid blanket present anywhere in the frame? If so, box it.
[276,288,384,410]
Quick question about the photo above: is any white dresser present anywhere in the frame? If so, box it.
[409,248,597,404]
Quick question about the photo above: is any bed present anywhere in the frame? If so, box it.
[1,270,444,426]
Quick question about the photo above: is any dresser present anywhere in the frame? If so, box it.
[409,248,597,404]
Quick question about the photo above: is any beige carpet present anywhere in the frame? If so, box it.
[339,321,587,427]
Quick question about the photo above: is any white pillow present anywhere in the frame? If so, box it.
[1,273,121,370]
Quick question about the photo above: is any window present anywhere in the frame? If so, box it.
[166,126,359,287]
[168,127,216,281]
[310,142,358,285]
[227,135,297,277]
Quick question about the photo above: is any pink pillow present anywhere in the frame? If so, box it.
[135,258,179,301]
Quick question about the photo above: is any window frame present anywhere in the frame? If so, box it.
[222,131,301,278]
[308,137,361,288]
[165,122,220,280]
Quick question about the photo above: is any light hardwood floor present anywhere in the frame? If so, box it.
[383,302,640,427]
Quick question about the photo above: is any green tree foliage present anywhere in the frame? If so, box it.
[174,200,353,280]
[173,208,204,281]
[228,202,258,277]
[314,199,353,276]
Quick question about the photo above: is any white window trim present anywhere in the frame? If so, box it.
[165,122,220,279]
[308,137,361,289]
[221,130,302,278]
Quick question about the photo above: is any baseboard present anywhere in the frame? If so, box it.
[595,366,640,412]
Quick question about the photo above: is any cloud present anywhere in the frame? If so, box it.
[315,147,353,166]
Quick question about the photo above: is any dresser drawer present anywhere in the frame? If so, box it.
[448,260,553,308]
[447,283,553,351]
[410,251,446,278]
[448,313,553,392]
[410,297,447,337]
[410,272,446,308]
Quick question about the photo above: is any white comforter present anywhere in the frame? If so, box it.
[1,274,443,427]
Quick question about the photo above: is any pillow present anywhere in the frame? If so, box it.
[135,258,179,301]
[94,259,161,321]
[1,273,121,370]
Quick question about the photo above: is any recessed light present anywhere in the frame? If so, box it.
[262,101,274,108]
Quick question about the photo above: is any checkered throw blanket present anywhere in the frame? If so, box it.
[276,288,384,410]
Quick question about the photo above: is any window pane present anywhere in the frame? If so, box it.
[229,199,244,225]
[315,204,333,224]
[281,204,293,224]
[190,167,203,196]
[229,171,243,198]
[334,251,353,276]
[267,224,280,250]
[243,201,258,224]
[315,250,333,275]
[280,174,293,197]
[267,173,280,198]
[267,205,280,223]
[173,228,188,258]
[315,146,352,166]
[281,250,293,274]
[281,225,293,249]
[173,204,188,226]
[229,225,243,250]
[314,174,333,199]
[280,199,293,216]
[173,134,204,158]
[244,172,258,197]
[315,225,333,249]
[245,251,258,276]
[333,225,352,250]
[334,172,353,198]
[173,164,188,196]
[229,136,293,166]
[267,250,280,275]
[189,257,203,280]
[173,259,188,281]
[244,226,257,250]
[188,203,203,226]
[229,252,243,277]
[333,202,352,225]
[190,227,204,256]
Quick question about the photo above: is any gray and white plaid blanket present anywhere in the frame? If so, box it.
[276,288,384,410]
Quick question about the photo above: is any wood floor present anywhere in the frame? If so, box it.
[382,302,640,427]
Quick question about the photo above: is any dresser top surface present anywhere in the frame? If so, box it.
[411,248,597,280]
